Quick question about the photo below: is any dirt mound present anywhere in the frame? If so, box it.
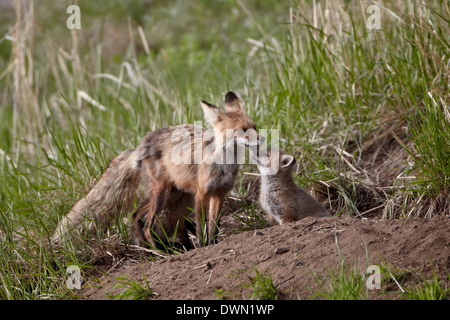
[80,216,450,300]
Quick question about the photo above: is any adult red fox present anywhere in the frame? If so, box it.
[135,91,262,246]
[53,92,262,247]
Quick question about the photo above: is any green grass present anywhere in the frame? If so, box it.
[0,0,449,299]
[242,268,279,300]
[312,258,369,300]
[311,252,449,300]
[107,273,158,300]
[405,96,450,193]
[311,234,370,300]
[231,200,267,232]
[214,287,235,300]
[404,273,449,300]
[311,259,450,300]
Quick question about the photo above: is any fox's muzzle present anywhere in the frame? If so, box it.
[242,130,265,148]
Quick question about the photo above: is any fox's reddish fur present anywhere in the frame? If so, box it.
[53,92,260,248]
[134,92,260,246]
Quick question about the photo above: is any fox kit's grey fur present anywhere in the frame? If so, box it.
[253,149,331,226]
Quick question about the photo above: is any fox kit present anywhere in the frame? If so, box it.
[253,148,331,226]
[130,186,196,251]
[53,91,261,248]
[135,91,262,246]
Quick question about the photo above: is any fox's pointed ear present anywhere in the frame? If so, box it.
[224,91,244,112]
[201,100,221,124]
[280,154,296,168]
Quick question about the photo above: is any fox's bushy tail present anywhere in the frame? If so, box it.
[52,149,142,243]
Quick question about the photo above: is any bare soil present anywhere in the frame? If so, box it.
[80,215,450,300]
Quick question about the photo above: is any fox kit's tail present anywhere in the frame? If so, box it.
[52,149,142,243]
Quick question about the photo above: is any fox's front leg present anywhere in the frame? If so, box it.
[194,192,209,247]
[208,194,225,245]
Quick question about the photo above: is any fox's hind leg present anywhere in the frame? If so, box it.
[131,207,148,247]
[207,194,225,245]
[131,197,154,247]
[146,180,172,239]
[194,192,209,247]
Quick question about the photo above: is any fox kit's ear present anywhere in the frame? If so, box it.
[224,91,244,112]
[280,154,296,168]
[201,100,221,124]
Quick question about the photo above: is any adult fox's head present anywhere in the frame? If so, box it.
[201,91,264,147]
